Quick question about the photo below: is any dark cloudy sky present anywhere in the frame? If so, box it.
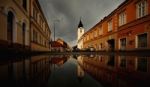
[38,0,125,47]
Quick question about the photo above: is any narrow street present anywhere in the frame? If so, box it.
[0,0,150,87]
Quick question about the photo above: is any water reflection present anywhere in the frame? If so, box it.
[0,54,150,87]
[48,55,102,87]
[0,56,51,87]
[77,55,150,87]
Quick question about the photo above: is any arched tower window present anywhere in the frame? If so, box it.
[7,11,14,43]
[23,0,27,11]
[22,23,26,45]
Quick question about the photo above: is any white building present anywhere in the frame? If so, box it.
[77,20,84,50]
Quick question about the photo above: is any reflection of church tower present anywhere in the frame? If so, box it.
[77,65,85,83]
[77,19,85,49]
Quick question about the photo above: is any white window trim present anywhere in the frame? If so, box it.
[136,0,148,19]
[119,12,126,26]
[108,20,112,32]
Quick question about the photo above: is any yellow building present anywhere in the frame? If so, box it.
[30,0,51,51]
[0,0,30,52]
[0,0,51,52]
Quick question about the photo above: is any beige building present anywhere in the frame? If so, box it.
[30,0,51,51]
[0,0,30,52]
[0,0,51,52]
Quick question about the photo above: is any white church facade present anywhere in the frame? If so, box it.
[77,20,84,50]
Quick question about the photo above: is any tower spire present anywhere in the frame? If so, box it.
[78,18,83,28]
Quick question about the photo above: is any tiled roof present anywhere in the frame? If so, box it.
[51,41,63,47]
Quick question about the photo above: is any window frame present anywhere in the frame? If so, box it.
[108,19,113,32]
[136,0,148,18]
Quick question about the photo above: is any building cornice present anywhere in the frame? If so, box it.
[33,0,51,33]
[12,0,30,19]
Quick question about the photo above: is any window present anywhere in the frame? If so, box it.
[94,31,97,38]
[39,35,42,44]
[33,8,37,20]
[120,38,126,50]
[99,43,103,50]
[119,11,126,26]
[22,23,26,45]
[87,35,89,40]
[90,33,92,39]
[80,29,82,33]
[89,34,91,40]
[108,19,112,32]
[136,0,148,18]
[33,30,38,43]
[23,0,27,11]
[137,33,147,48]
[7,11,14,42]
[99,25,103,35]
[44,40,46,46]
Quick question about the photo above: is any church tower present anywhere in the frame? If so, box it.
[77,19,84,41]
[77,19,85,49]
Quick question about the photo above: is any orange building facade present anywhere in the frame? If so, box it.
[82,0,150,51]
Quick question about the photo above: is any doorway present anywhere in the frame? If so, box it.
[107,39,115,51]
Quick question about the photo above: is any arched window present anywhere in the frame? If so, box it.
[7,11,14,43]
[22,23,26,45]
[23,0,27,11]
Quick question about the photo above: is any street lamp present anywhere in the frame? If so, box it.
[53,20,60,41]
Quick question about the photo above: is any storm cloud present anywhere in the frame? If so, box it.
[38,0,125,47]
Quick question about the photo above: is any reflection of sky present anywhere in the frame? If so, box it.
[48,58,103,87]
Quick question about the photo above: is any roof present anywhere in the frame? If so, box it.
[78,20,83,28]
[51,41,63,47]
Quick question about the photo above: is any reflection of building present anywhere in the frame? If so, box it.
[77,65,85,82]
[0,55,51,87]
[50,55,69,70]
[81,0,150,51]
[77,19,85,50]
[30,0,51,51]
[79,55,150,87]
[0,0,30,52]
[50,55,68,66]
[30,55,51,86]
[77,56,85,82]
